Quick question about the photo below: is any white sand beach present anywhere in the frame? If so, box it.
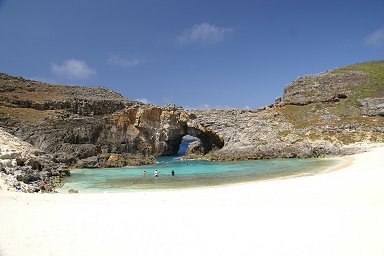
[1,147,384,256]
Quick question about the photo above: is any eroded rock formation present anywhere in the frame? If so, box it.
[358,98,384,116]
[0,127,69,192]
[184,141,205,157]
[0,73,225,170]
[0,60,383,192]
[97,105,224,156]
[283,70,369,105]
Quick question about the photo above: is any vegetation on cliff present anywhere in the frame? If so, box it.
[273,61,384,158]
[331,61,384,116]
[195,60,383,160]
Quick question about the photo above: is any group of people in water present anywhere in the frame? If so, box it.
[142,170,175,177]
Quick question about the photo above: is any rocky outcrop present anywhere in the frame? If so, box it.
[187,106,384,161]
[0,102,225,167]
[358,98,384,116]
[96,105,224,156]
[75,153,156,168]
[0,97,128,116]
[186,109,291,160]
[0,73,225,164]
[283,70,368,105]
[184,141,205,157]
[0,72,142,116]
[0,127,69,192]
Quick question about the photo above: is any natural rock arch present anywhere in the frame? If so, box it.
[96,106,224,157]
[184,126,224,154]
[162,123,224,156]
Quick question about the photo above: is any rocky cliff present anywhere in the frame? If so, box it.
[0,127,69,192]
[0,73,225,166]
[0,61,383,191]
[282,70,369,105]
[0,72,142,116]
[187,61,384,160]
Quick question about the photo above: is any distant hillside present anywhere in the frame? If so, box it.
[265,61,383,157]
[0,73,143,118]
[0,73,131,101]
[331,61,384,116]
[283,61,384,116]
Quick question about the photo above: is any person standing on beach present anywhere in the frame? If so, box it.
[154,170,158,177]
[171,170,175,176]
[143,170,147,177]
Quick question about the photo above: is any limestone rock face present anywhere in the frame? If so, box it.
[0,96,128,116]
[283,70,368,105]
[97,106,184,155]
[187,104,383,161]
[184,141,205,157]
[187,109,297,160]
[0,127,69,192]
[0,72,141,116]
[0,81,225,165]
[358,98,384,116]
[97,105,223,156]
[75,153,156,168]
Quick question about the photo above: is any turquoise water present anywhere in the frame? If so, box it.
[61,157,338,192]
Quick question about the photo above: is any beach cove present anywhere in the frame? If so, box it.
[60,157,339,192]
[1,147,384,256]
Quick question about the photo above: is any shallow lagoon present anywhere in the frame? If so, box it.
[61,157,339,192]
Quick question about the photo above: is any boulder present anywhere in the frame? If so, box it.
[275,97,282,106]
[75,153,156,168]
[185,141,206,156]
[358,98,384,116]
[0,128,70,192]
[25,158,43,171]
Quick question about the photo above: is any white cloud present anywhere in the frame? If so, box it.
[176,22,233,45]
[51,59,95,79]
[107,54,145,68]
[365,28,384,47]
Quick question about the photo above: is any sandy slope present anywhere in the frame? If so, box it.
[1,147,384,256]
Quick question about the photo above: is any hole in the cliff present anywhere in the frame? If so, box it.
[177,135,200,156]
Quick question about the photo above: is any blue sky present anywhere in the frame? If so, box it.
[0,0,383,109]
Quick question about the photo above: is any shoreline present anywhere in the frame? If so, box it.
[0,142,375,194]
[1,146,384,256]
[59,153,350,194]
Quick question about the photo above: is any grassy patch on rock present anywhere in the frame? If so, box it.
[331,61,384,116]
[0,106,57,124]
